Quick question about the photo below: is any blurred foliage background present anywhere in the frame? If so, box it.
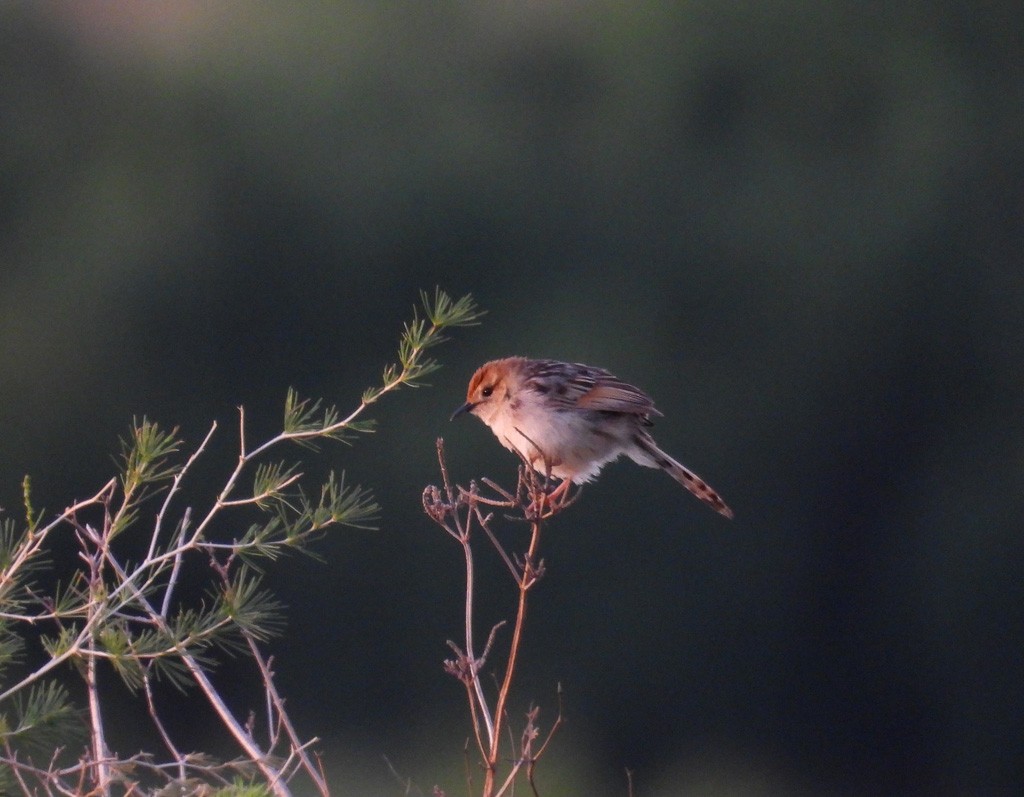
[2,2,1022,794]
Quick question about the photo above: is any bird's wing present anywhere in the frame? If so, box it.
[525,361,662,417]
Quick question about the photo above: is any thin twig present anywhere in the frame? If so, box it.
[158,507,191,618]
[474,505,519,580]
[142,668,186,783]
[531,683,564,764]
[248,635,330,797]
[149,421,217,560]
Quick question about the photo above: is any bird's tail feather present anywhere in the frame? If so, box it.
[633,434,734,519]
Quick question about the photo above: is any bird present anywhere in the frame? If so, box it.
[451,357,733,518]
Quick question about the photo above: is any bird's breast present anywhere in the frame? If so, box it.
[486,406,631,483]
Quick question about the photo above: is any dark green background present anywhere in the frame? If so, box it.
[2,3,1021,794]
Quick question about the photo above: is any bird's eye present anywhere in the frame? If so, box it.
[481,386,494,397]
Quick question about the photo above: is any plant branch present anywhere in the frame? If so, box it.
[425,439,568,797]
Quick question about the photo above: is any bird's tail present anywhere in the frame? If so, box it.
[632,433,734,519]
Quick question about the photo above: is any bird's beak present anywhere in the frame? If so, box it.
[450,401,475,421]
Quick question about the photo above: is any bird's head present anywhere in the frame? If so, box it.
[450,358,519,426]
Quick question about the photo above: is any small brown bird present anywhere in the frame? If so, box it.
[451,357,733,518]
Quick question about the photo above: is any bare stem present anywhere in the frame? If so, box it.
[85,630,109,796]
[483,516,542,797]
[82,491,117,797]
[461,518,496,749]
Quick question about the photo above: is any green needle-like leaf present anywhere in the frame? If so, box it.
[252,461,300,509]
[310,471,379,531]
[217,568,285,645]
[421,287,485,329]
[120,418,182,492]
[1,681,84,756]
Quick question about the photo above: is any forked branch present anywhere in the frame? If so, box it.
[424,439,573,797]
